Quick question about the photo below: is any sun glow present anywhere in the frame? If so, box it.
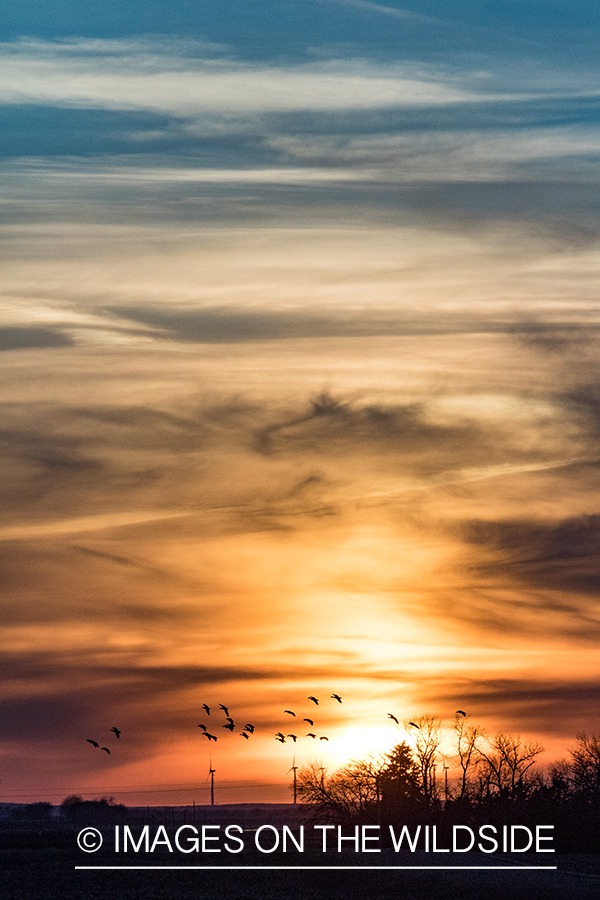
[327,725,401,768]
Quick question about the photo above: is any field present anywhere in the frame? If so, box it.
[1,804,598,900]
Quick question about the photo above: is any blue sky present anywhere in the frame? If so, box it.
[1,1,598,166]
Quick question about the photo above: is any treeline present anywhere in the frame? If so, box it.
[296,715,600,853]
[60,795,127,825]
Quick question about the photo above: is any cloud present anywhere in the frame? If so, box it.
[0,326,73,351]
[0,39,487,117]
[508,320,596,354]
[266,126,600,181]
[7,35,594,130]
[423,676,600,735]
[560,384,600,436]
[106,303,518,343]
[461,514,600,596]
[251,392,489,476]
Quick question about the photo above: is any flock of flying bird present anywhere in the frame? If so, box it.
[86,726,121,754]
[196,694,343,745]
[86,702,469,757]
[387,710,467,727]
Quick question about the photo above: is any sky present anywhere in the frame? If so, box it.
[1,1,600,807]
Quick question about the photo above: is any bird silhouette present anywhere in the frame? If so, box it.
[319,736,329,741]
[219,704,229,716]
[110,727,121,739]
[240,732,249,739]
[303,718,314,726]
[222,722,235,732]
[225,716,235,726]
[275,732,285,740]
[287,734,298,742]
[308,696,319,705]
[243,724,255,733]
[387,714,399,724]
[101,747,111,754]
[284,710,296,716]
[456,710,467,717]
[198,723,207,731]
[331,694,342,703]
[202,704,211,715]
[276,735,286,743]
[408,722,420,729]
[86,739,99,748]
[306,733,317,739]
[202,732,217,742]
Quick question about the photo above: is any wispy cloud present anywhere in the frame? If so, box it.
[3,37,586,121]
[267,126,600,181]
[312,0,446,27]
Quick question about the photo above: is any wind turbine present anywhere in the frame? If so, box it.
[286,751,298,805]
[206,755,216,807]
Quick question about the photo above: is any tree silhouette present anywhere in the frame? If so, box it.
[297,744,422,825]
[379,741,422,819]
[564,732,600,800]
[452,713,484,801]
[404,714,442,801]
[476,732,544,800]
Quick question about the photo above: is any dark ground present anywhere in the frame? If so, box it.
[1,805,598,899]
[2,848,600,900]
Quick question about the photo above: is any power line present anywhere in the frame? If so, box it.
[0,780,290,801]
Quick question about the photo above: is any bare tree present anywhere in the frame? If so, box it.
[404,714,442,802]
[547,757,573,801]
[476,732,544,800]
[452,713,484,801]
[297,756,384,824]
[297,743,422,824]
[566,732,600,800]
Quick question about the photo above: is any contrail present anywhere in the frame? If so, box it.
[312,0,544,47]
[361,456,598,501]
[0,509,191,540]
[314,0,446,27]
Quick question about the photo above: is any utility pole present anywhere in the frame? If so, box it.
[210,768,216,806]
[290,765,298,804]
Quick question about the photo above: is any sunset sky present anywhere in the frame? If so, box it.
[1,1,600,806]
